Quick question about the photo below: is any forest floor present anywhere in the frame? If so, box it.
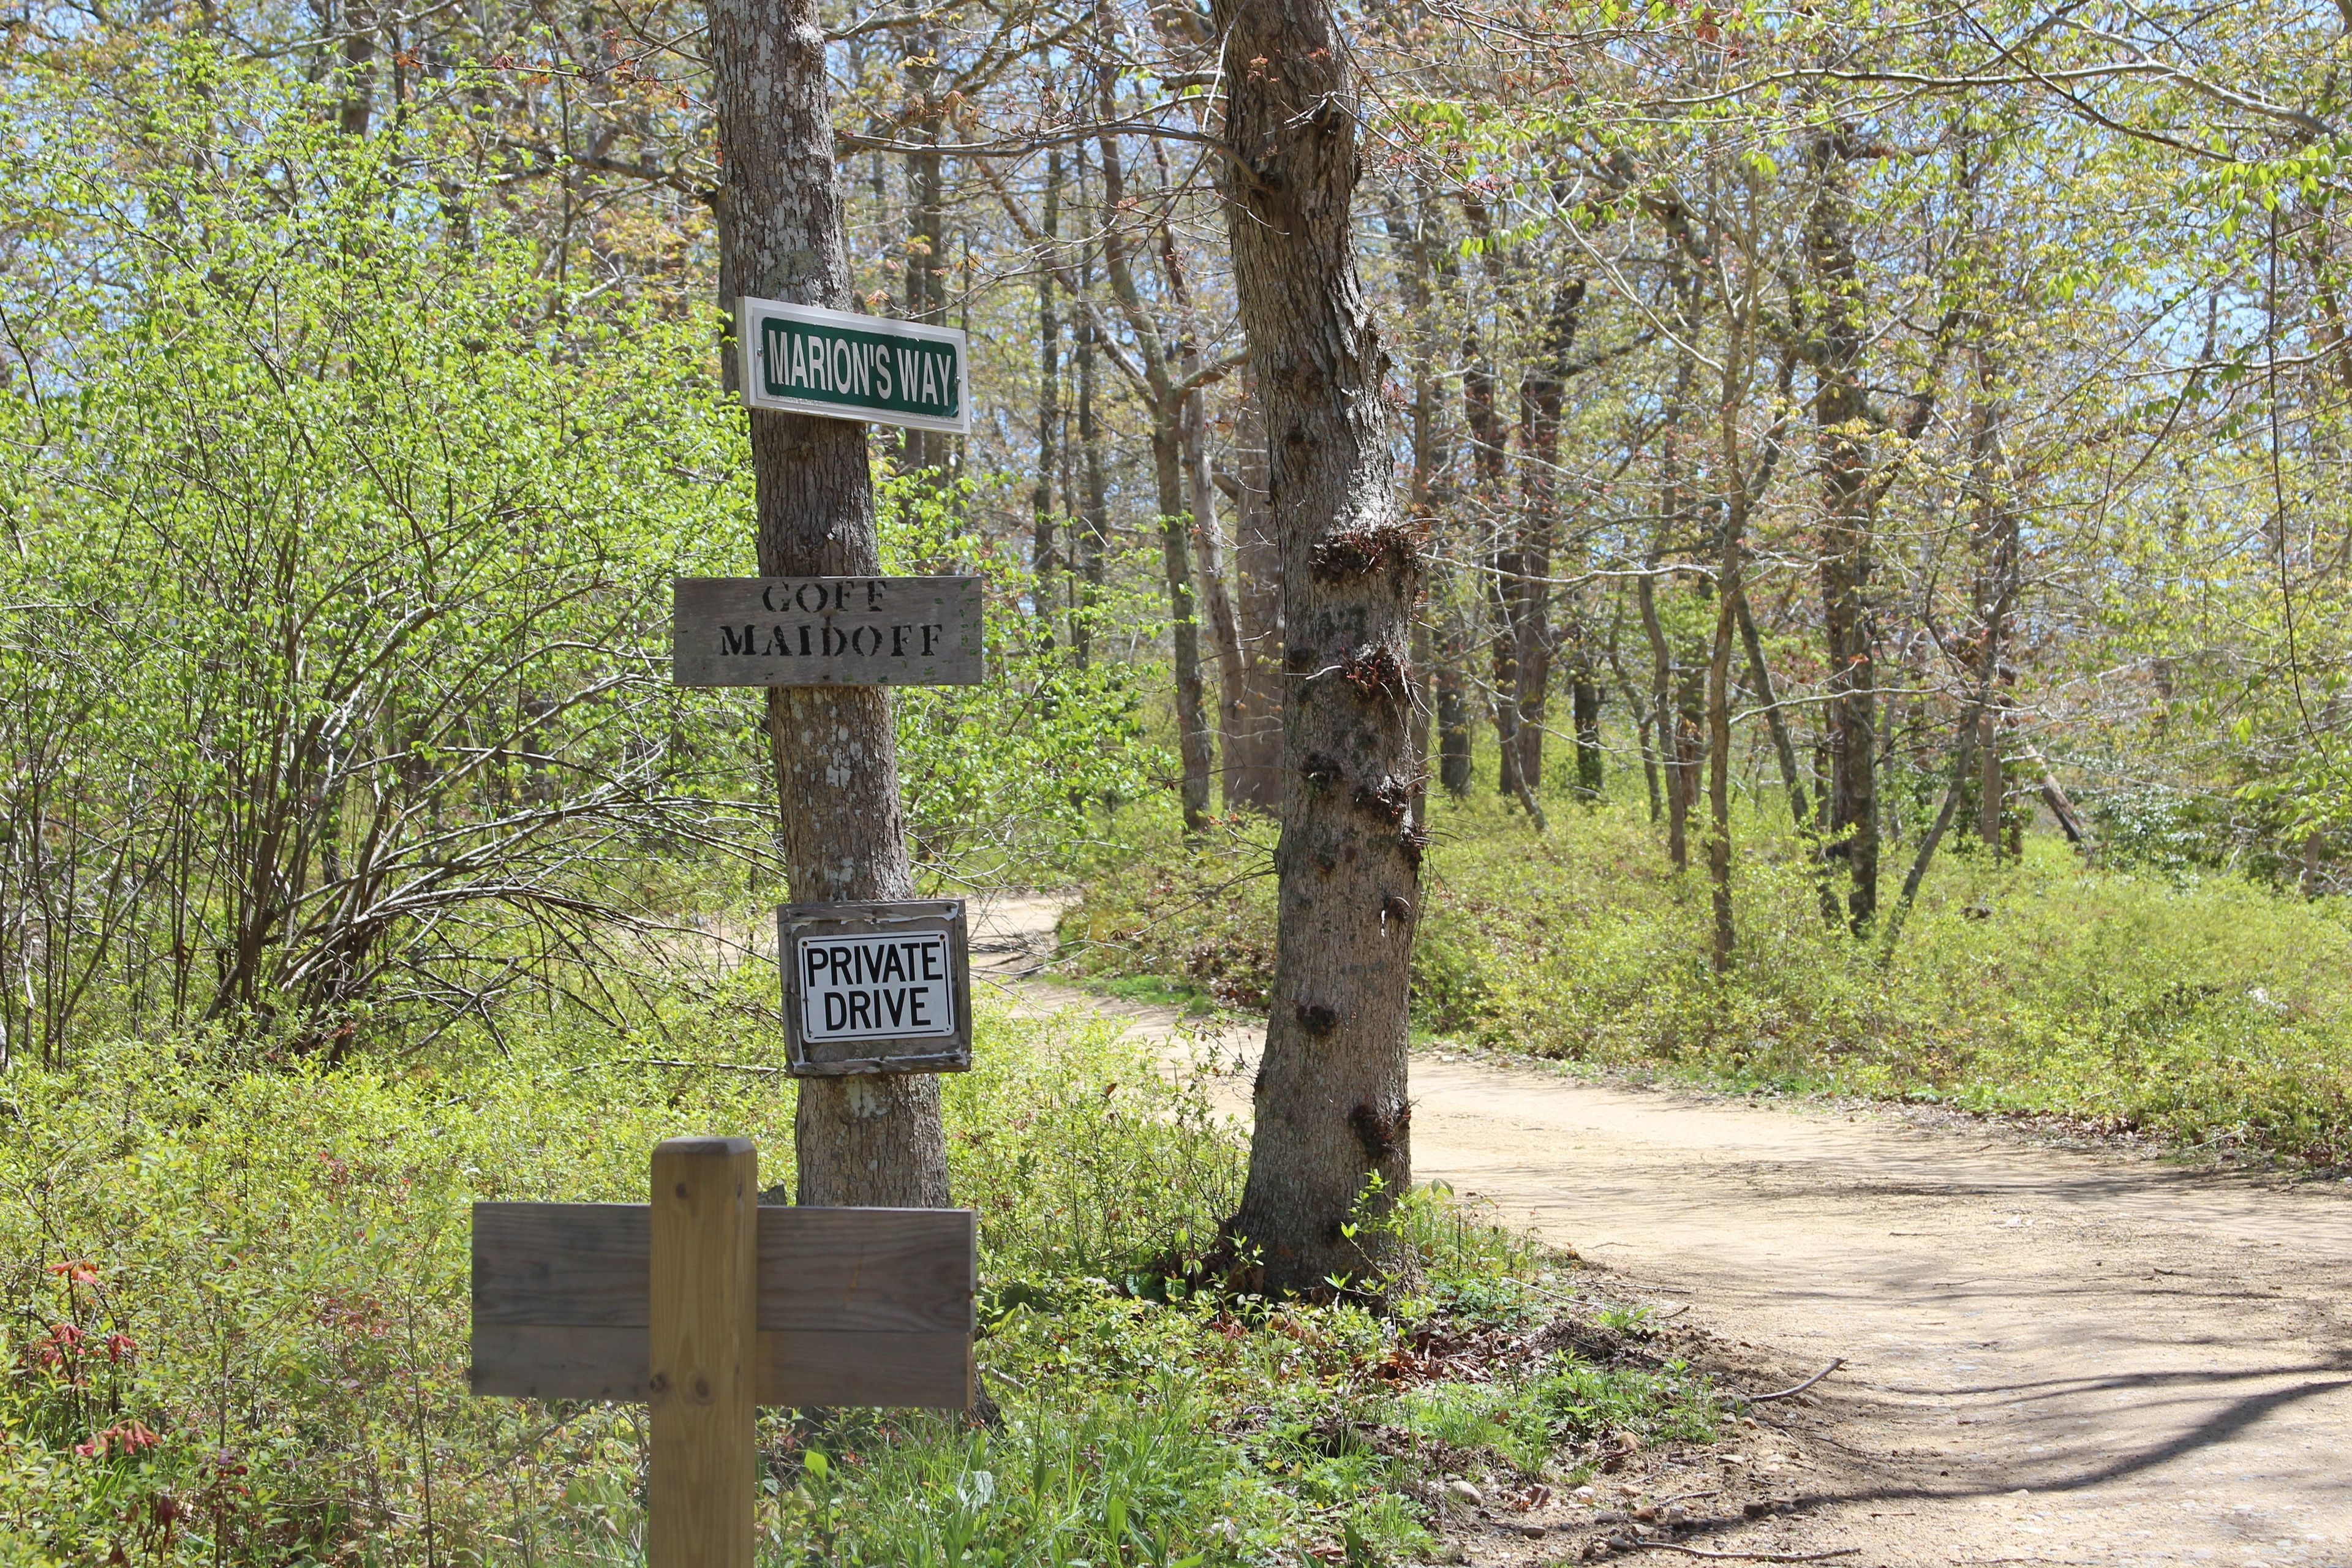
[972,893,2352,1568]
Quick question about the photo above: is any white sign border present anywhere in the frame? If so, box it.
[776,898,973,1077]
[737,295,973,435]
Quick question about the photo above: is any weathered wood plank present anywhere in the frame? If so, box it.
[473,1203,649,1329]
[762,1329,972,1409]
[468,1327,973,1409]
[672,576,982,687]
[472,1204,974,1333]
[470,1325,646,1401]
[649,1138,758,1568]
[758,1207,976,1333]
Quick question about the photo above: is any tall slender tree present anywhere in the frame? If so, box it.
[1806,123,1880,933]
[1033,145,1065,635]
[1217,0,1420,1292]
[708,0,949,1208]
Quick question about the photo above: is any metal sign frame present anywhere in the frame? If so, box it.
[777,899,972,1076]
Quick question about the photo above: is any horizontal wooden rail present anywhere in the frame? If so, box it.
[470,1202,974,1408]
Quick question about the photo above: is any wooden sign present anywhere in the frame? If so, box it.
[672,576,982,688]
[778,899,971,1076]
[736,296,970,434]
[469,1200,976,1404]
[469,1140,976,1568]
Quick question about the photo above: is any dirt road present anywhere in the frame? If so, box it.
[973,895,2352,1567]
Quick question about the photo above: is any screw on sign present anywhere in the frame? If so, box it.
[469,1138,976,1568]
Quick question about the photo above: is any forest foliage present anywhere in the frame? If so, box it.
[2,997,1722,1565]
[6,0,2352,1559]
[9,0,2352,1066]
[1071,774,2352,1164]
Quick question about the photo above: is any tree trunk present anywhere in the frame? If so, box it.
[1032,148,1063,637]
[1072,224,1109,665]
[1389,200,1442,827]
[1463,323,1518,799]
[1881,690,1985,954]
[1216,0,1419,1294]
[1736,590,1812,833]
[1092,103,1212,833]
[897,11,947,477]
[1414,200,1472,804]
[1188,386,1248,814]
[1672,657,1706,863]
[1978,703,2004,853]
[1572,677,1603,799]
[1808,126,1879,933]
[1704,307,1762,974]
[1437,609,1472,796]
[2017,738,2090,849]
[1706,578,1738,974]
[1608,608,1662,821]
[335,0,377,137]
[1512,280,1582,794]
[1648,320,1698,868]
[1637,567,1683,864]
[1964,349,2016,860]
[1226,383,1284,809]
[1159,219,1248,816]
[1153,415,1215,834]
[709,0,949,1209]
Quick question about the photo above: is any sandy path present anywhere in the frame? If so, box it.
[970,894,2352,1567]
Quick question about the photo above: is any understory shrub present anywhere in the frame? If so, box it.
[0,991,1717,1566]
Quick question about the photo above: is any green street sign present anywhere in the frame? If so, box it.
[736,296,970,434]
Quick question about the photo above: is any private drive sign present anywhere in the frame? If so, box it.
[737,296,970,434]
[672,576,981,687]
[780,900,971,1076]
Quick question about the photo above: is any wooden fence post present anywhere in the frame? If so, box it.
[649,1136,758,1568]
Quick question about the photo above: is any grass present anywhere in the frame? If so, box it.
[0,977,1727,1567]
[1064,758,2352,1166]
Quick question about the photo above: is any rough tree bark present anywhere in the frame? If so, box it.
[1216,0,1420,1293]
[1462,318,1518,801]
[1072,171,1110,666]
[1159,211,1248,814]
[709,0,949,1209]
[1033,146,1063,637]
[1807,124,1880,933]
[1512,279,1583,794]
[1224,382,1285,809]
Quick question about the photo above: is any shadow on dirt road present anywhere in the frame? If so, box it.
[972,892,2352,1567]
